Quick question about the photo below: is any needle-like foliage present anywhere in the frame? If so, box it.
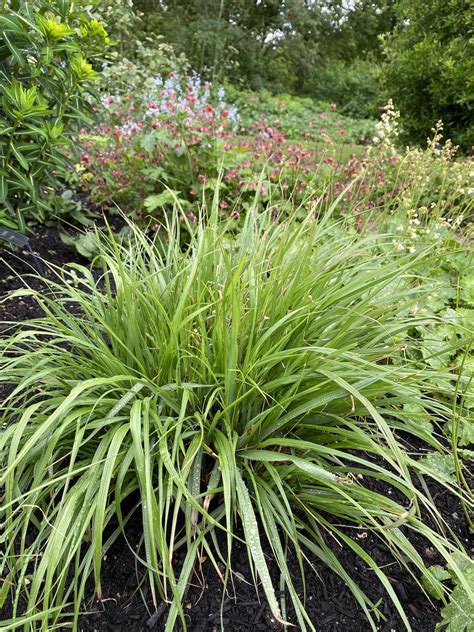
[1,207,472,631]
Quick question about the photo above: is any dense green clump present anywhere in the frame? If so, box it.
[1,207,472,630]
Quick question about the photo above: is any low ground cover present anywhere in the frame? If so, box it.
[223,85,376,144]
[73,78,472,238]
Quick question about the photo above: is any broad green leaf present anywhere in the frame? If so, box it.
[436,565,474,631]
[418,452,456,483]
[144,189,185,211]
[460,274,474,307]
[423,565,452,600]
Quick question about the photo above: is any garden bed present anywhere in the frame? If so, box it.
[73,476,469,632]
[1,228,471,632]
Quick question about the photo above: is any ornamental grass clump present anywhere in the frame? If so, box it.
[0,206,472,631]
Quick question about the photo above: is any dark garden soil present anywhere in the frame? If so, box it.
[1,224,472,632]
[71,468,471,632]
[0,223,88,321]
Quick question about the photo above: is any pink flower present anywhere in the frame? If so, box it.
[330,102,337,111]
[224,169,238,180]
[219,200,229,209]
[339,130,346,136]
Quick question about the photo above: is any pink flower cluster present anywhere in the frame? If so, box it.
[77,76,405,226]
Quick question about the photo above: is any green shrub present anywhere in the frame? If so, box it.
[1,208,472,630]
[382,0,474,151]
[84,0,188,97]
[310,59,383,119]
[0,0,109,231]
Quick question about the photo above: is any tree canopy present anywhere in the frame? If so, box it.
[130,0,472,148]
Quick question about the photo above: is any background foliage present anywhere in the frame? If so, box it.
[382,0,474,150]
[131,0,472,150]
